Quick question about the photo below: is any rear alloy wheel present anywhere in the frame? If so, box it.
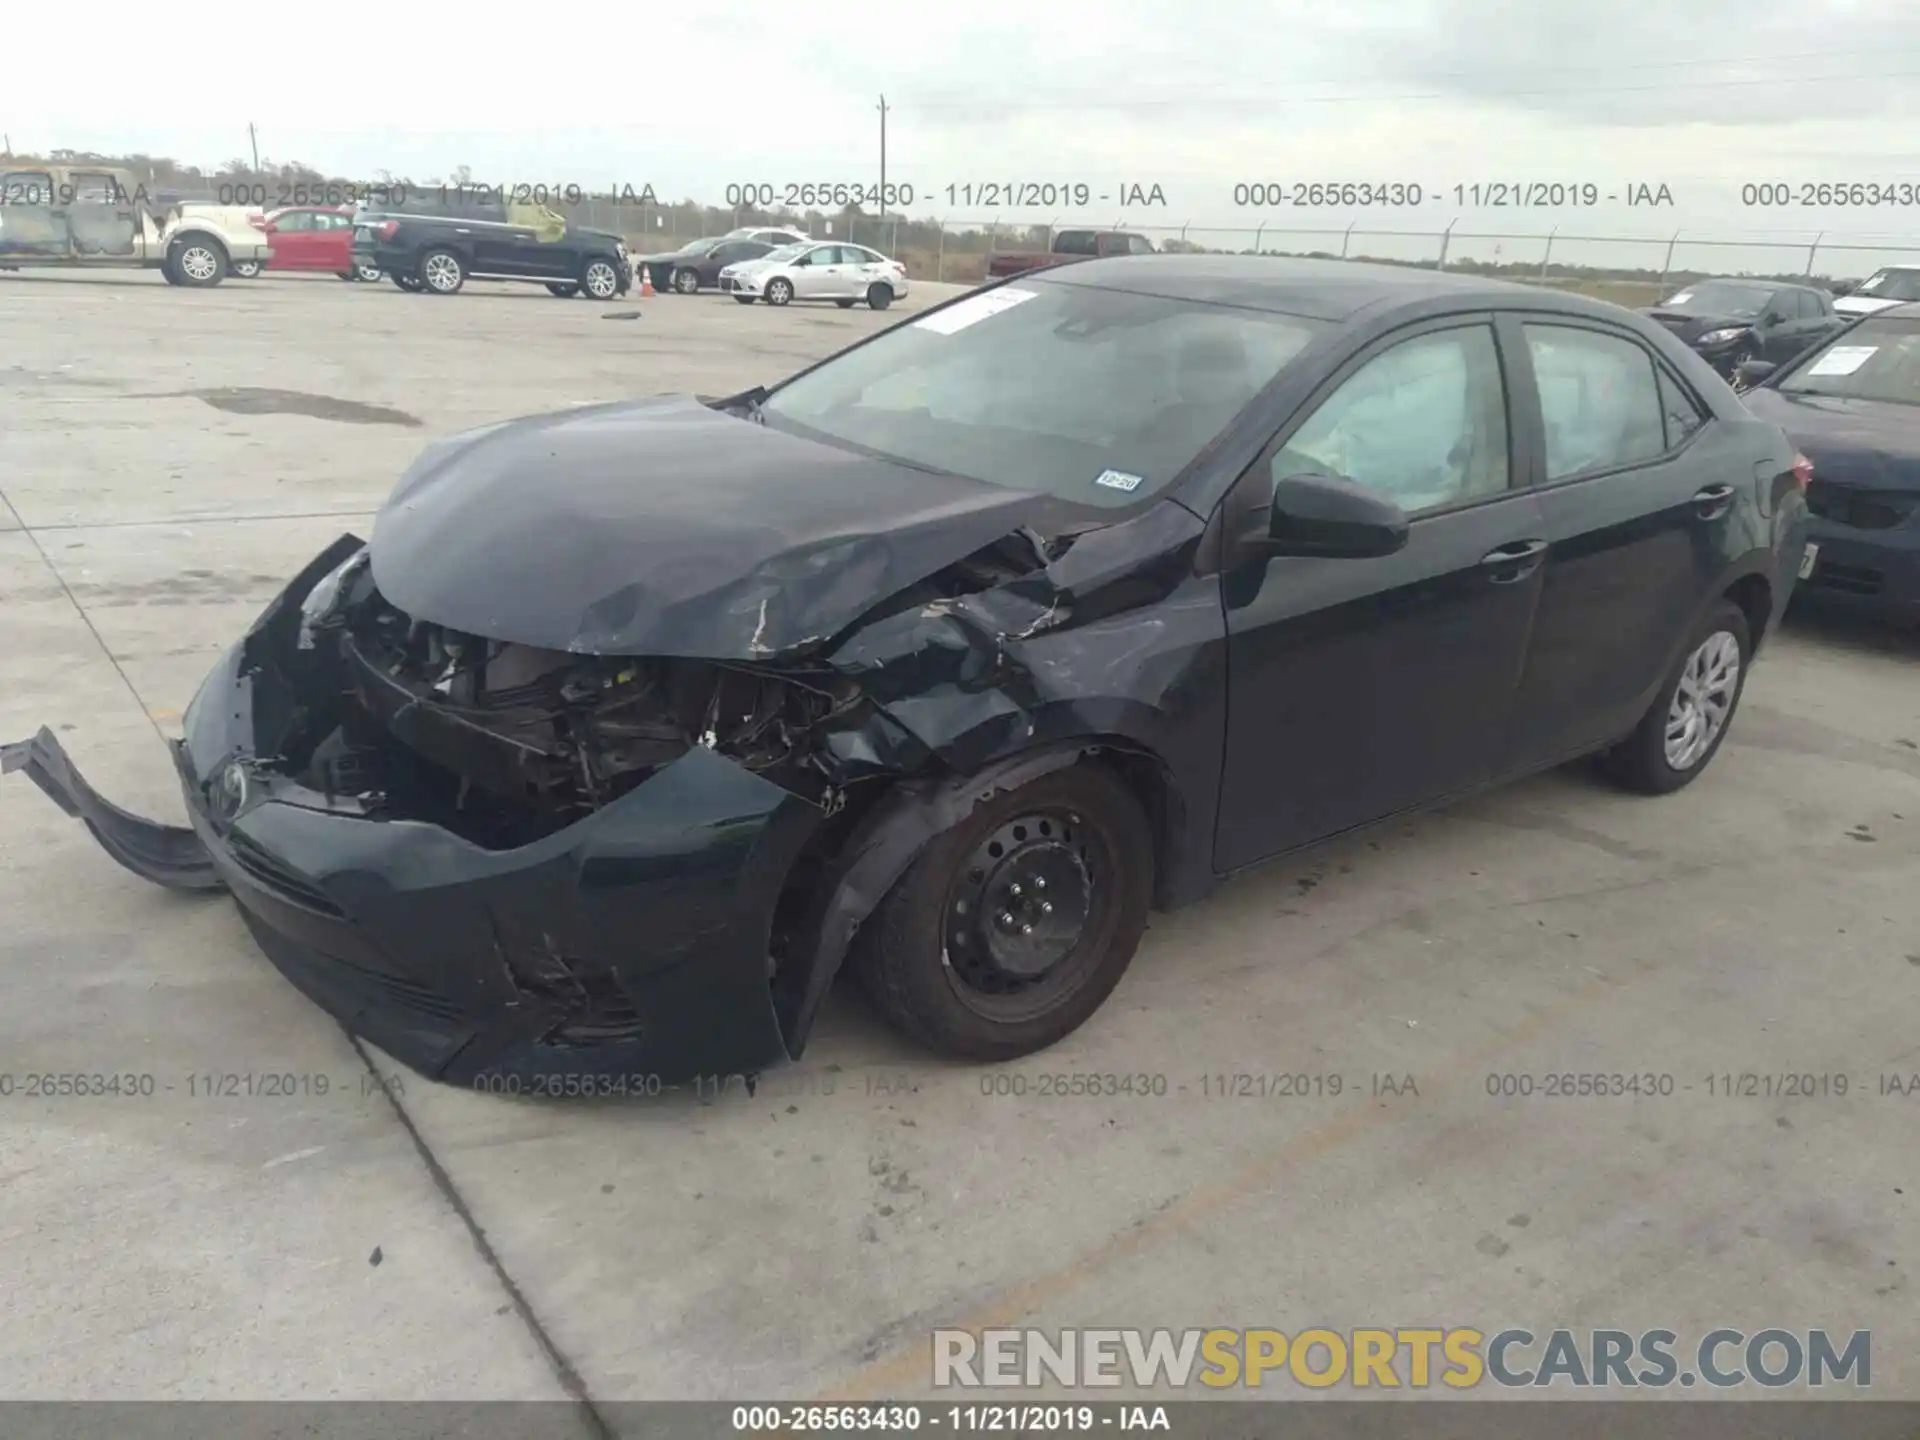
[853,765,1153,1061]
[1601,599,1751,795]
[765,277,793,306]
[168,237,228,287]
[232,260,262,279]
[867,282,893,311]
[355,263,383,283]
[674,267,700,294]
[547,282,580,298]
[420,248,465,294]
[581,258,620,300]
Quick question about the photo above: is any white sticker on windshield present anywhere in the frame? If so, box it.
[1094,469,1144,492]
[912,287,1039,335]
[1807,345,1877,376]
[1665,292,1694,305]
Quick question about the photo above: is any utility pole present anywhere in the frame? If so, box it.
[877,95,889,221]
[248,122,260,175]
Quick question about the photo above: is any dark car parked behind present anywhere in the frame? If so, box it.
[1643,278,1846,384]
[1738,302,1920,621]
[637,236,775,294]
[352,194,631,298]
[5,257,1811,1091]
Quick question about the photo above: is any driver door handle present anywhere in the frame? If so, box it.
[1480,538,1548,583]
[1692,483,1737,519]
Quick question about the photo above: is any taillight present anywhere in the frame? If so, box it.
[1791,452,1813,491]
[377,220,400,240]
[248,215,267,229]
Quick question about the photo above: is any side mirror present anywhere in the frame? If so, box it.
[1266,473,1410,558]
[1735,358,1778,388]
[1761,311,1786,327]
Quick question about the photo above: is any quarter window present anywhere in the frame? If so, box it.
[1657,368,1708,449]
[1275,325,1510,514]
[1523,324,1666,480]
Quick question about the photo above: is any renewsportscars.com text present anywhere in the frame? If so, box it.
[931,1327,1871,1390]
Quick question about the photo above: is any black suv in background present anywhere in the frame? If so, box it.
[1642,278,1846,383]
[352,195,632,298]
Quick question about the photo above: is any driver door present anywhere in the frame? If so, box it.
[64,171,139,258]
[1214,318,1549,871]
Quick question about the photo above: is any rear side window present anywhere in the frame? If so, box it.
[1522,324,1667,480]
[1127,235,1154,255]
[1,171,54,205]
[1053,231,1097,255]
[1657,368,1708,448]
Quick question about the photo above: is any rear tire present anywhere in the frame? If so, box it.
[168,236,229,287]
[232,260,262,279]
[852,765,1153,1062]
[547,282,580,298]
[355,262,383,283]
[392,272,424,292]
[419,247,465,295]
[733,293,756,305]
[867,282,893,311]
[674,267,700,294]
[835,298,856,309]
[1600,599,1751,795]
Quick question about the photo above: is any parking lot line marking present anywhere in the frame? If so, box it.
[811,959,1642,1401]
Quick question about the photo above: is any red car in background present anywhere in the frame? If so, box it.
[232,206,382,281]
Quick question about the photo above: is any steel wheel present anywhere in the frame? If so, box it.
[582,259,620,299]
[674,267,699,294]
[766,277,793,306]
[943,810,1111,1022]
[1663,630,1741,772]
[421,250,463,293]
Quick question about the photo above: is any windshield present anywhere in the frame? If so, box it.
[1778,316,1920,406]
[760,280,1324,505]
[1853,268,1920,301]
[1657,281,1774,318]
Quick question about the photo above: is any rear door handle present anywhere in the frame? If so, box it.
[1480,538,1548,582]
[1692,483,1736,518]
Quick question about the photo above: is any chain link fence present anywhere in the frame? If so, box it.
[143,182,1920,294]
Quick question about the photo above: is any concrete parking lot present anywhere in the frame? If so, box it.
[2,269,1917,1408]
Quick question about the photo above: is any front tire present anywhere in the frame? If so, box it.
[232,259,262,279]
[392,272,424,292]
[852,765,1153,1062]
[674,267,700,294]
[419,247,465,295]
[581,257,621,300]
[168,236,229,287]
[733,293,756,305]
[355,263,382,283]
[547,282,580,298]
[867,282,893,311]
[765,277,793,306]
[1601,599,1751,795]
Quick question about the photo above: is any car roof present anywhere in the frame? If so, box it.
[1028,253,1626,322]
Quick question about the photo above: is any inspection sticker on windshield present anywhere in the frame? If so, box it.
[1665,292,1693,305]
[913,287,1039,335]
[1807,345,1877,376]
[1094,469,1145,492]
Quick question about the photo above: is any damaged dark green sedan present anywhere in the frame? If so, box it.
[5,256,1807,1087]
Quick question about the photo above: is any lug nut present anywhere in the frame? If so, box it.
[998,911,1015,928]
[1033,876,1046,890]
[1021,923,1033,935]
[1041,902,1053,915]
[1009,882,1022,898]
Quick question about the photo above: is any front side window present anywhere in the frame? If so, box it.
[1523,324,1666,479]
[68,172,122,205]
[1658,368,1708,448]
[1853,269,1920,301]
[762,280,1323,506]
[1276,326,1510,513]
[1127,235,1155,255]
[274,210,316,232]
[1,171,54,205]
[1053,231,1097,255]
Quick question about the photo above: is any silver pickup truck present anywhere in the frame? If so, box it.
[0,163,272,287]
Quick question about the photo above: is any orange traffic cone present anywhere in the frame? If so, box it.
[640,266,655,297]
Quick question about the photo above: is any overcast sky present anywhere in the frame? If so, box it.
[11,0,1920,263]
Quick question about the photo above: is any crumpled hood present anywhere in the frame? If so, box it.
[1742,387,1920,491]
[367,397,1054,659]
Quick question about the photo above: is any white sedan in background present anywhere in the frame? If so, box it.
[718,241,909,310]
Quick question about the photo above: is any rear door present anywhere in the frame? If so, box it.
[1500,314,1737,766]
[1215,317,1550,870]
[267,208,320,268]
[64,171,139,258]
[311,210,355,270]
